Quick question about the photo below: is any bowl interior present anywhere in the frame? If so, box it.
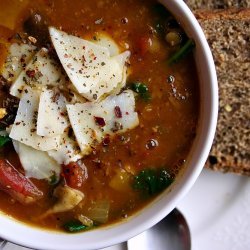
[0,1,218,249]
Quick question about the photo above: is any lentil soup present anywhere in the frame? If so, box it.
[0,0,199,232]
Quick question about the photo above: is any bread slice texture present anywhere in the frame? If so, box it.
[186,0,250,10]
[195,9,250,176]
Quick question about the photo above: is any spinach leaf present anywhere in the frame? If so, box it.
[64,220,90,233]
[133,169,173,195]
[130,82,151,101]
[167,39,195,65]
[0,135,11,147]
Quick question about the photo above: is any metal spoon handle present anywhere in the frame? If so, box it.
[0,239,7,250]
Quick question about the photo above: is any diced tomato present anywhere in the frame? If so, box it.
[0,159,43,204]
[62,162,88,189]
[136,36,153,56]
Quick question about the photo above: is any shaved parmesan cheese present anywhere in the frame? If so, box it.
[9,86,60,151]
[93,33,120,56]
[13,140,61,180]
[66,90,139,153]
[49,27,130,101]
[10,48,67,98]
[37,89,69,137]
[111,51,130,94]
[1,43,36,82]
[48,129,83,164]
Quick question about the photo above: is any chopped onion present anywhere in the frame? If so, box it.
[77,214,94,227]
[86,200,110,224]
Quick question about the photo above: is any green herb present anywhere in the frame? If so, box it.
[64,220,90,233]
[133,169,173,195]
[167,39,195,65]
[130,82,151,101]
[0,135,11,147]
[48,172,58,185]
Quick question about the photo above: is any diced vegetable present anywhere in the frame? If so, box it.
[167,39,195,65]
[64,220,89,233]
[136,36,152,56]
[62,162,88,189]
[0,159,43,204]
[78,214,94,227]
[133,169,173,195]
[109,169,132,192]
[86,200,110,224]
[165,31,182,47]
[44,185,84,216]
[0,135,11,147]
[130,82,151,101]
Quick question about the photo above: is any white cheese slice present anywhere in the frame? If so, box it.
[37,89,69,137]
[1,43,36,82]
[13,140,61,180]
[49,27,130,101]
[10,48,66,98]
[66,90,139,154]
[93,33,120,56]
[48,129,83,165]
[9,86,60,151]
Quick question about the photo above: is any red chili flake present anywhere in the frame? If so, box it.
[102,136,110,146]
[114,106,122,118]
[20,57,25,63]
[94,116,106,127]
[26,70,36,78]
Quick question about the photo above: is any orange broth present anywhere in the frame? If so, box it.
[0,0,199,231]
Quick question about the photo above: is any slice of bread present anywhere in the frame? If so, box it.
[195,9,250,176]
[186,0,250,10]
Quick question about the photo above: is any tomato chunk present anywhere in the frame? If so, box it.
[136,36,153,56]
[0,159,43,204]
[62,162,88,189]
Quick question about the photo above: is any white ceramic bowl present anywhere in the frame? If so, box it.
[0,0,218,249]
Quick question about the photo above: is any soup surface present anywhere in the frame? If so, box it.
[0,0,199,232]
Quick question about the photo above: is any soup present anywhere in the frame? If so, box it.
[0,0,199,232]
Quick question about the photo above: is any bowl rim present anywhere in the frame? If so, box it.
[0,0,218,249]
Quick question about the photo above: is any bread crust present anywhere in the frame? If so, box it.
[196,9,250,176]
[186,0,250,10]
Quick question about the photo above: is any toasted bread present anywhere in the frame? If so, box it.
[186,0,250,10]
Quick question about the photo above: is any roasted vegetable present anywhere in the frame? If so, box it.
[0,159,43,204]
[133,169,173,195]
[62,162,88,189]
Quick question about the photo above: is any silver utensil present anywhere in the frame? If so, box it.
[127,209,191,250]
